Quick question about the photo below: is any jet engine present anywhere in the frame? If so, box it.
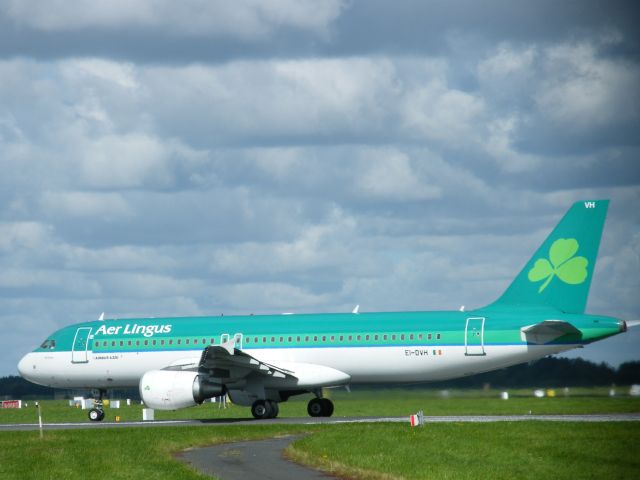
[139,370,224,410]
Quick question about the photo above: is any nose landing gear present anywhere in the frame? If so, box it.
[88,389,106,422]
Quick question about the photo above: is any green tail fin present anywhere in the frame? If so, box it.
[489,200,609,313]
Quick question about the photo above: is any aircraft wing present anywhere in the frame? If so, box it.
[197,341,295,383]
[520,320,582,344]
[192,340,350,389]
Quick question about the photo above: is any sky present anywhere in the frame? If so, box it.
[1,0,639,376]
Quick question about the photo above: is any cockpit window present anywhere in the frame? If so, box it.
[40,339,56,349]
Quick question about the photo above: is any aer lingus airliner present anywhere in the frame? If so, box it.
[18,200,628,421]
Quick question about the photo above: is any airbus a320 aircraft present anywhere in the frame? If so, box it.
[18,200,629,421]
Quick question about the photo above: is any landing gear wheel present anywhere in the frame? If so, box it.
[307,398,324,417]
[267,401,279,419]
[88,408,105,422]
[251,400,270,420]
[320,398,334,417]
[307,398,334,417]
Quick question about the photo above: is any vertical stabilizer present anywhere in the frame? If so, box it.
[488,200,608,313]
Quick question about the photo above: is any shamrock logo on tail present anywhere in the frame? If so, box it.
[527,238,588,293]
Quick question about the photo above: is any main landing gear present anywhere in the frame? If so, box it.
[88,389,106,422]
[307,397,334,417]
[251,399,280,419]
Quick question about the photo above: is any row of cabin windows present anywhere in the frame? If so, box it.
[97,338,216,348]
[245,332,441,344]
[95,332,443,349]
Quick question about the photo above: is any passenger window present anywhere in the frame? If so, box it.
[161,340,165,345]
[339,335,344,341]
[428,333,432,340]
[144,340,148,346]
[152,340,156,346]
[194,339,198,344]
[177,339,181,345]
[186,339,190,345]
[436,333,441,340]
[365,335,370,341]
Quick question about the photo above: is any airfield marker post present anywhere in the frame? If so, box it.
[36,402,43,439]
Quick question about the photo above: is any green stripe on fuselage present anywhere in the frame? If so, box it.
[37,309,621,353]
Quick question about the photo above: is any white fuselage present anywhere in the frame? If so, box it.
[18,343,576,390]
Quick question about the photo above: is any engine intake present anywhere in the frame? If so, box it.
[140,370,224,410]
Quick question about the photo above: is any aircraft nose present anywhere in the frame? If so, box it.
[17,353,33,379]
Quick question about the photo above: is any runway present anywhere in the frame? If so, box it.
[1,413,639,431]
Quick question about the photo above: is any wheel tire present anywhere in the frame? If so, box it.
[88,408,104,422]
[251,400,270,420]
[320,398,334,417]
[307,398,324,417]
[267,401,279,419]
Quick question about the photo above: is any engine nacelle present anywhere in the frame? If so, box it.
[139,370,224,410]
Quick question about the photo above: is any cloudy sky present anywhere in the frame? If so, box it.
[1,1,639,376]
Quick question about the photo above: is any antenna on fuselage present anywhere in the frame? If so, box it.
[98,312,105,321]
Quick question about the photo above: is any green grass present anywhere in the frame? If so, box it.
[287,422,640,480]
[2,389,639,424]
[0,425,307,479]
[0,422,638,480]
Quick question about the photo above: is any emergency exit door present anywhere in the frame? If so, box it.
[464,317,485,356]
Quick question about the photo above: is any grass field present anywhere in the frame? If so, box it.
[0,421,638,480]
[287,422,640,480]
[1,389,639,479]
[2,388,640,424]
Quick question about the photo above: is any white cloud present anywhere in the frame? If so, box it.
[39,191,132,218]
[0,222,51,251]
[536,41,640,130]
[356,151,442,201]
[2,0,346,39]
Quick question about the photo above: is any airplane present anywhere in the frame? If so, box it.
[18,200,629,422]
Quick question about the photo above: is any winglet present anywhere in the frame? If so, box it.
[98,312,105,321]
[352,305,360,314]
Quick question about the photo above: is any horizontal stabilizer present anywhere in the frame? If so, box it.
[520,320,582,345]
